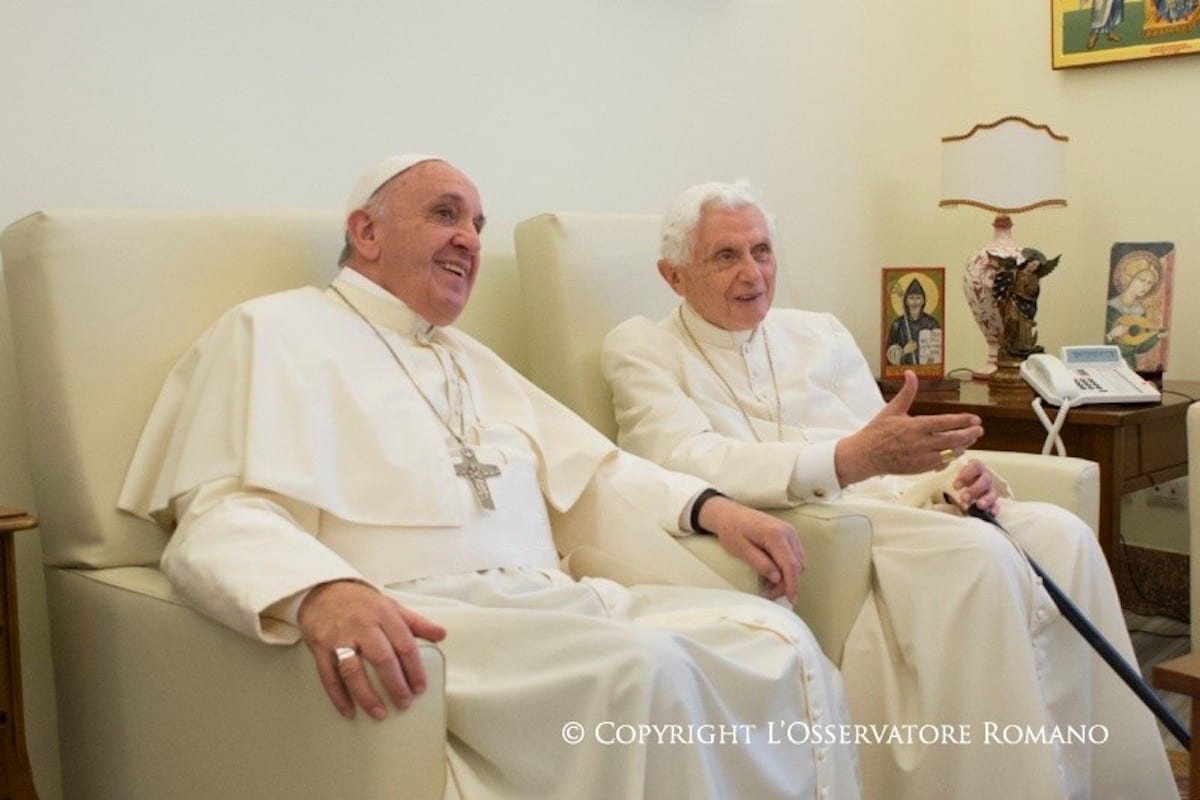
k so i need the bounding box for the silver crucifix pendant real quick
[454,446,501,511]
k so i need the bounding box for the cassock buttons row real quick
[805,667,831,800]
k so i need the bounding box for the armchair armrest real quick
[682,450,1097,667]
[49,566,446,800]
[554,476,873,666]
[780,505,872,666]
[680,505,872,666]
[969,449,1100,533]
[562,450,1091,669]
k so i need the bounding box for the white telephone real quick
[1020,346,1160,406]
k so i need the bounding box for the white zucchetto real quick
[344,153,444,219]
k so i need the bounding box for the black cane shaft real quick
[965,503,1191,750]
[1027,556,1191,750]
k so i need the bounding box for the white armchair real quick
[5,209,792,797]
[2,212,447,799]
[514,211,1102,665]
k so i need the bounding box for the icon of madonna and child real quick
[1105,243,1174,377]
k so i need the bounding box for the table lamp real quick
[940,116,1068,384]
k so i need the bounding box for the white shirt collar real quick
[678,301,762,349]
[332,267,437,341]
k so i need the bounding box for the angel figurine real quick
[991,248,1061,359]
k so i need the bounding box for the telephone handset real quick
[1020,346,1160,406]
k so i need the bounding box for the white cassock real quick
[602,302,1176,800]
[118,269,862,800]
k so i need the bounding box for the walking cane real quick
[961,500,1191,750]
[901,463,1191,750]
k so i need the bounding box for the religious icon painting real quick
[880,267,946,380]
[1104,242,1174,377]
[1052,0,1200,68]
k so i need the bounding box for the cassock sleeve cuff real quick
[601,450,710,536]
[259,576,385,642]
[261,587,312,636]
[787,440,843,503]
[664,471,713,536]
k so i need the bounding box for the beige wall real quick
[0,2,1194,796]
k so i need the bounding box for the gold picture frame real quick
[1052,0,1200,69]
[880,267,946,381]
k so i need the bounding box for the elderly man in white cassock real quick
[118,156,864,799]
[601,180,1176,800]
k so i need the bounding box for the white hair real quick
[338,190,390,266]
[659,180,776,266]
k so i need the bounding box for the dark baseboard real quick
[1113,542,1189,623]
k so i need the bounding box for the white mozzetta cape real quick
[121,285,614,528]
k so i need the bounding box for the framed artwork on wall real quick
[880,267,945,381]
[1052,0,1200,68]
[1104,242,1174,377]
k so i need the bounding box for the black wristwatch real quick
[690,488,728,536]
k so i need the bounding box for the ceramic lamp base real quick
[963,215,1023,383]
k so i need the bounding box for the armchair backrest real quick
[514,210,799,440]
[514,212,676,440]
[2,212,344,568]
[2,210,514,570]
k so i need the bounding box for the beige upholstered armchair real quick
[2,212,448,800]
[513,211,1102,665]
[4,210,796,797]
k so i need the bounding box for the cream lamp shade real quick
[940,116,1068,213]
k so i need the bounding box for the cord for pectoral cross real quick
[330,284,502,510]
[678,309,783,443]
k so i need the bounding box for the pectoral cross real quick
[454,447,501,511]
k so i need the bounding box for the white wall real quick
[0,2,1193,796]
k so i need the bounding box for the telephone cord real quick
[1030,396,1075,456]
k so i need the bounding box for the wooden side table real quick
[906,380,1197,570]
[0,507,39,800]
